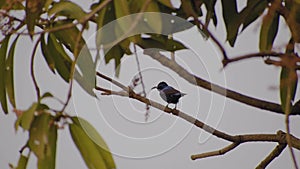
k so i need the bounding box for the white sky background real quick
[1,0,300,169]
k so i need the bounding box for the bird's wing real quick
[162,86,182,96]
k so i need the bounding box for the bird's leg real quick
[174,104,177,110]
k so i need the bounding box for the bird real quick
[151,81,186,109]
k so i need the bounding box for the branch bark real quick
[96,72,300,153]
[143,50,300,115]
[255,143,287,169]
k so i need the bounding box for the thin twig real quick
[197,19,228,60]
[256,144,287,169]
[191,142,239,160]
[30,36,42,100]
[133,45,150,120]
[133,45,146,97]
[182,3,228,60]
[96,71,129,91]
[223,52,285,66]
[143,50,289,115]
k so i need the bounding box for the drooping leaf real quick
[221,0,239,46]
[105,45,124,77]
[287,1,300,42]
[259,7,279,51]
[113,0,131,34]
[0,36,9,114]
[52,21,97,95]
[241,0,268,31]
[137,34,187,52]
[44,0,53,11]
[25,0,45,36]
[47,33,72,82]
[69,117,116,169]
[5,35,19,108]
[157,0,174,9]
[41,34,55,73]
[15,102,38,131]
[95,1,116,47]
[203,0,217,26]
[280,66,298,114]
[48,1,86,20]
[52,20,85,53]
[15,154,30,169]
[74,44,96,97]
[28,113,57,169]
[41,92,53,99]
[129,0,162,34]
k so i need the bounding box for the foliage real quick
[0,0,300,169]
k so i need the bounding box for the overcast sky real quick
[1,0,300,169]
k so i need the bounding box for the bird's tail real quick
[181,93,187,96]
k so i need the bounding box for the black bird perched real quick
[151,81,186,109]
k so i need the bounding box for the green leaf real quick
[221,0,239,46]
[95,1,116,47]
[48,33,72,82]
[114,0,130,19]
[280,67,298,114]
[70,117,116,169]
[44,0,53,11]
[157,0,174,9]
[129,0,162,33]
[259,8,279,51]
[15,154,30,169]
[5,35,19,108]
[203,0,217,26]
[114,0,136,40]
[137,34,187,52]
[105,45,124,77]
[52,21,97,95]
[288,1,300,42]
[41,34,55,73]
[0,36,10,114]
[41,92,53,99]
[74,45,96,97]
[48,1,87,21]
[241,0,268,31]
[28,113,57,169]
[15,103,38,131]
[25,0,45,36]
[52,20,84,53]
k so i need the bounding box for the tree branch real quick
[191,142,239,160]
[255,144,287,169]
[143,50,294,115]
[96,73,300,152]
[223,52,285,66]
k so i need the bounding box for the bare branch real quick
[223,52,284,66]
[256,144,286,169]
[191,143,239,160]
[96,72,236,142]
[256,144,287,169]
[95,73,300,151]
[143,50,290,115]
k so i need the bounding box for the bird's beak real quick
[151,86,157,90]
